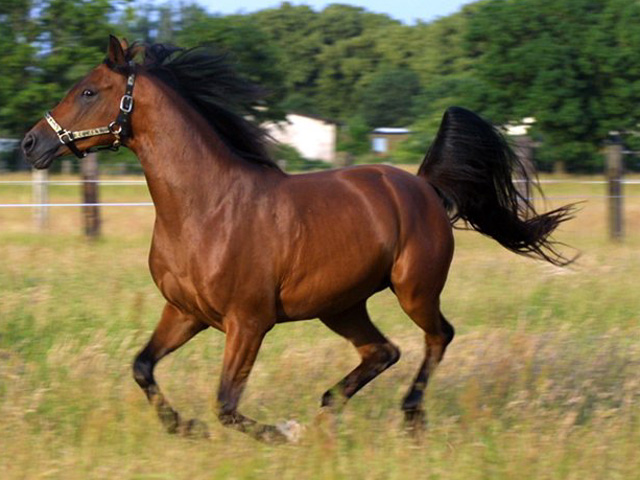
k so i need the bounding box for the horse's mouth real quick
[29,150,57,170]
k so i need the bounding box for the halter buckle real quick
[59,130,74,145]
[120,94,133,113]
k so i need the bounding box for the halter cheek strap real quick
[44,62,136,159]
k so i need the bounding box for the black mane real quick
[109,43,281,171]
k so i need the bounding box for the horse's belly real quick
[276,255,391,321]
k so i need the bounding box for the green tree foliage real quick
[337,115,370,155]
[4,0,640,172]
[253,3,323,105]
[467,0,640,171]
[0,0,117,135]
[409,11,477,86]
[119,2,157,43]
[174,13,286,119]
[0,0,39,135]
[315,34,380,118]
[360,68,420,127]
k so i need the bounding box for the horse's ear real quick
[107,35,127,66]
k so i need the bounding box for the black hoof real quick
[179,418,210,439]
[403,409,427,438]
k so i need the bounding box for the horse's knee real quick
[359,341,401,375]
[320,389,336,408]
[441,315,454,347]
[133,351,154,389]
[378,342,401,368]
[321,342,400,408]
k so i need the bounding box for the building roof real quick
[371,128,412,135]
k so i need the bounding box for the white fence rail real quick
[1,173,638,239]
[0,202,153,208]
[2,179,639,208]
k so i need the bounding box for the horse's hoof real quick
[275,420,304,444]
[179,418,210,439]
[403,409,427,439]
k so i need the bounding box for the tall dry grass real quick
[0,172,639,479]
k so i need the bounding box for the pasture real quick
[1,171,639,479]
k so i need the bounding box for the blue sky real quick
[194,0,474,24]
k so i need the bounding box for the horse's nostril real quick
[21,133,36,155]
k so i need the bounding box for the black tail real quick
[419,107,575,266]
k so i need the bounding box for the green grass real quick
[1,172,639,479]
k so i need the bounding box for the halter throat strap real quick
[44,63,136,159]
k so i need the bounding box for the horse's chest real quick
[148,245,226,326]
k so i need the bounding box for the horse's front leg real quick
[216,316,301,443]
[133,303,209,437]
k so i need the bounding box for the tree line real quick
[2,0,640,172]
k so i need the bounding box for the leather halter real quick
[44,63,136,158]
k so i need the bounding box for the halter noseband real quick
[44,62,136,159]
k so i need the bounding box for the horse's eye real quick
[82,89,96,97]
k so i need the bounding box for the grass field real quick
[1,170,639,479]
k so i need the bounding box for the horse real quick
[21,36,574,443]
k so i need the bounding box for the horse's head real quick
[22,35,137,169]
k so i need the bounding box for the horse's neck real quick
[127,75,276,226]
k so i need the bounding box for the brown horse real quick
[22,36,574,443]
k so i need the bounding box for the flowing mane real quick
[106,43,281,171]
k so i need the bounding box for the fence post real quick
[32,168,49,230]
[81,153,101,238]
[606,137,624,241]
[514,135,536,201]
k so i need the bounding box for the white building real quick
[503,117,536,136]
[370,128,412,155]
[263,113,338,164]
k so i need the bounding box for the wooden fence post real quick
[606,138,624,241]
[81,153,101,238]
[32,168,48,230]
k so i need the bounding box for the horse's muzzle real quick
[21,127,59,169]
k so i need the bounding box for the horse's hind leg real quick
[133,303,208,437]
[392,251,454,433]
[319,301,400,411]
[401,310,454,432]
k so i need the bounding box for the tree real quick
[315,34,380,119]
[360,68,420,127]
[337,114,370,155]
[253,3,323,113]
[0,0,39,135]
[119,2,158,44]
[0,0,117,136]
[467,0,640,171]
[409,10,477,87]
[175,13,286,120]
